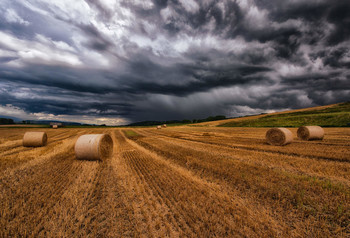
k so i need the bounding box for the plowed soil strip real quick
[78,132,136,237]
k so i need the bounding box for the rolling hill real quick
[193,102,350,127]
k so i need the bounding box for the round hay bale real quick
[157,126,161,129]
[75,134,113,161]
[52,125,58,129]
[266,128,293,146]
[23,132,48,147]
[162,124,167,128]
[297,126,324,140]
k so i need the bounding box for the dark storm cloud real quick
[17,99,133,116]
[0,0,349,124]
[0,66,116,94]
[0,80,134,117]
[258,0,350,46]
[127,63,271,96]
[77,23,114,52]
[282,72,350,93]
[326,2,350,45]
[0,59,271,96]
[0,1,73,44]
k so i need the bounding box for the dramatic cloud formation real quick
[0,0,349,124]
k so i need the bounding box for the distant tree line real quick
[128,115,227,127]
[192,115,226,123]
[0,118,15,124]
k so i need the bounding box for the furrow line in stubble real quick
[123,139,249,236]
[123,132,284,237]
[123,149,189,236]
[0,151,78,236]
[0,132,77,157]
[135,129,348,235]
[115,130,175,236]
[0,130,88,175]
[146,129,350,163]
[121,136,199,237]
[135,131,350,187]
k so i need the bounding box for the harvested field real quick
[0,127,349,237]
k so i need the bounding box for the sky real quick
[0,0,349,125]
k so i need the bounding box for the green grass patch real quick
[123,130,141,139]
[124,123,191,128]
[64,125,116,128]
[219,102,350,127]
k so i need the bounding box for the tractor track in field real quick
[80,141,136,237]
[145,129,350,163]
[126,151,187,235]
[121,141,213,236]
[124,150,198,236]
[116,131,193,236]
[43,160,101,237]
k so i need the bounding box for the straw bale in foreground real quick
[297,126,324,140]
[23,132,48,147]
[266,128,293,146]
[75,134,113,160]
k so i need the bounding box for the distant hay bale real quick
[23,132,48,147]
[297,126,324,140]
[75,134,113,161]
[52,125,58,129]
[266,128,293,146]
[162,124,167,128]
[157,126,161,129]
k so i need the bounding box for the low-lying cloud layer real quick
[0,0,349,124]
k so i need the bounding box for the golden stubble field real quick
[0,126,349,237]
